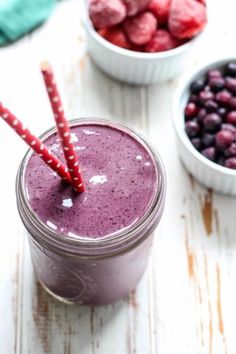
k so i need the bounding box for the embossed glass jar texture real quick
[16,119,166,305]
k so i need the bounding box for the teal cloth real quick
[0,0,56,45]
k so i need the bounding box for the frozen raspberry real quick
[196,0,206,5]
[89,0,126,29]
[148,0,171,25]
[169,0,207,39]
[123,12,157,45]
[145,29,182,52]
[123,0,151,16]
[98,26,131,49]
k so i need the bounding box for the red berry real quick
[123,0,151,16]
[148,0,171,25]
[89,0,126,29]
[168,0,207,39]
[123,12,157,45]
[98,26,131,49]
[145,29,182,52]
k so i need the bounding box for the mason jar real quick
[16,119,166,306]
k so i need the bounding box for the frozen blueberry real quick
[190,79,205,94]
[201,147,216,161]
[221,123,236,133]
[226,111,236,125]
[202,133,215,147]
[225,143,236,157]
[225,157,236,169]
[208,69,222,80]
[209,77,225,92]
[204,100,219,112]
[216,90,232,106]
[185,102,198,118]
[218,107,227,117]
[197,108,207,124]
[225,62,236,77]
[230,97,236,110]
[185,121,200,138]
[215,130,234,150]
[191,138,202,150]
[189,94,199,104]
[203,113,222,132]
[217,155,226,166]
[199,91,215,104]
[225,77,236,93]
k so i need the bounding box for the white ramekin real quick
[173,57,236,195]
[81,2,199,85]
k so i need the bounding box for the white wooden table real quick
[1,1,236,353]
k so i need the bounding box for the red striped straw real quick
[40,61,85,193]
[0,103,72,183]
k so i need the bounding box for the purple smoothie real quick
[17,119,166,305]
[25,124,157,239]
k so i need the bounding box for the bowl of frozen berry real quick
[82,0,207,84]
[173,58,236,195]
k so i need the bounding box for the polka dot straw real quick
[40,61,85,193]
[0,103,72,183]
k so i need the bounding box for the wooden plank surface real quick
[0,0,236,353]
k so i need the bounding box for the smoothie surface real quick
[25,124,158,239]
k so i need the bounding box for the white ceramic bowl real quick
[82,2,199,85]
[173,57,236,195]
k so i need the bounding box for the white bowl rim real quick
[173,56,236,178]
[82,13,199,60]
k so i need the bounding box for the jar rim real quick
[16,118,166,256]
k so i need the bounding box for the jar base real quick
[38,279,76,305]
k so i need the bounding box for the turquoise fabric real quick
[0,0,56,45]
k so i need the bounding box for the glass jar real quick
[16,119,166,306]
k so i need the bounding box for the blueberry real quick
[216,90,232,106]
[185,121,200,138]
[225,143,236,157]
[190,79,205,94]
[199,91,215,104]
[191,138,202,150]
[218,107,227,117]
[201,147,216,161]
[204,100,219,112]
[225,62,236,77]
[203,113,222,132]
[197,108,207,124]
[221,123,236,133]
[230,97,236,110]
[202,133,215,147]
[217,156,226,166]
[215,130,234,150]
[185,102,198,119]
[209,77,225,92]
[226,111,236,125]
[207,69,222,80]
[225,157,236,169]
[225,77,236,93]
[189,94,199,104]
